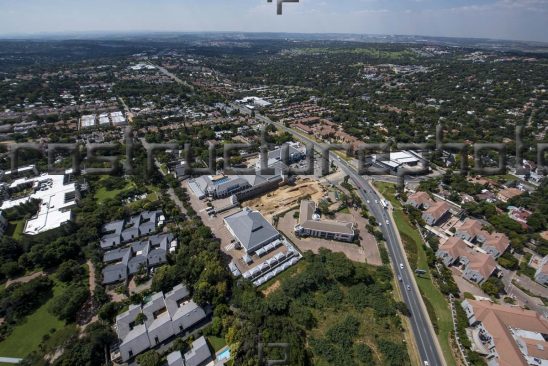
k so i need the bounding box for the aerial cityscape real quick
[0,1,546,366]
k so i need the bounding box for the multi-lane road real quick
[150,67,444,365]
[256,113,444,366]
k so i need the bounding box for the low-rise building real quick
[167,336,213,366]
[100,210,165,249]
[115,284,207,362]
[481,232,510,259]
[184,336,213,366]
[455,218,484,242]
[508,206,533,227]
[188,173,284,201]
[422,201,451,226]
[461,299,548,366]
[406,191,435,209]
[294,200,355,242]
[436,237,497,284]
[224,208,280,254]
[255,142,306,171]
[497,188,524,203]
[102,233,176,284]
[372,151,425,174]
[0,170,78,235]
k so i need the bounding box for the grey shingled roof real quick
[171,300,206,329]
[184,336,212,366]
[224,208,279,253]
[167,351,184,366]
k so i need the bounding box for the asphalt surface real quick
[256,113,444,366]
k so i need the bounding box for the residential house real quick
[476,190,497,203]
[406,191,435,209]
[508,207,532,227]
[436,237,497,284]
[481,233,510,259]
[166,336,213,366]
[184,336,213,366]
[461,299,548,366]
[167,351,184,366]
[422,201,451,226]
[115,284,206,362]
[100,210,165,249]
[294,200,355,242]
[497,188,524,203]
[102,233,176,284]
[455,218,484,242]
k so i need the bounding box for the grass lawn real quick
[94,180,136,203]
[5,220,24,240]
[375,182,457,366]
[338,206,351,214]
[207,336,227,353]
[0,281,66,359]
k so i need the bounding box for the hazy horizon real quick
[0,0,547,43]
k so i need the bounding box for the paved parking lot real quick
[183,181,238,247]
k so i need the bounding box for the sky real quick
[0,0,547,42]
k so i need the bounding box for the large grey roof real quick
[102,233,171,283]
[171,300,206,329]
[184,336,212,366]
[103,247,129,263]
[224,208,279,253]
[165,284,191,316]
[100,210,164,248]
[115,284,207,361]
[102,220,124,234]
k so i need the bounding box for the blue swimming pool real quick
[217,348,231,361]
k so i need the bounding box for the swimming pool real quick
[217,348,231,361]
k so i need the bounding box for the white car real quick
[400,263,404,269]
[386,220,390,225]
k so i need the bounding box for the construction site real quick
[242,178,326,219]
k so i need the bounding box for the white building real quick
[1,170,78,235]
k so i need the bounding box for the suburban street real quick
[256,113,445,366]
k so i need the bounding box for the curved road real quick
[257,114,444,366]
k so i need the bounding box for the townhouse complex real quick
[114,284,207,362]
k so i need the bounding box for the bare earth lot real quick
[243,178,326,219]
